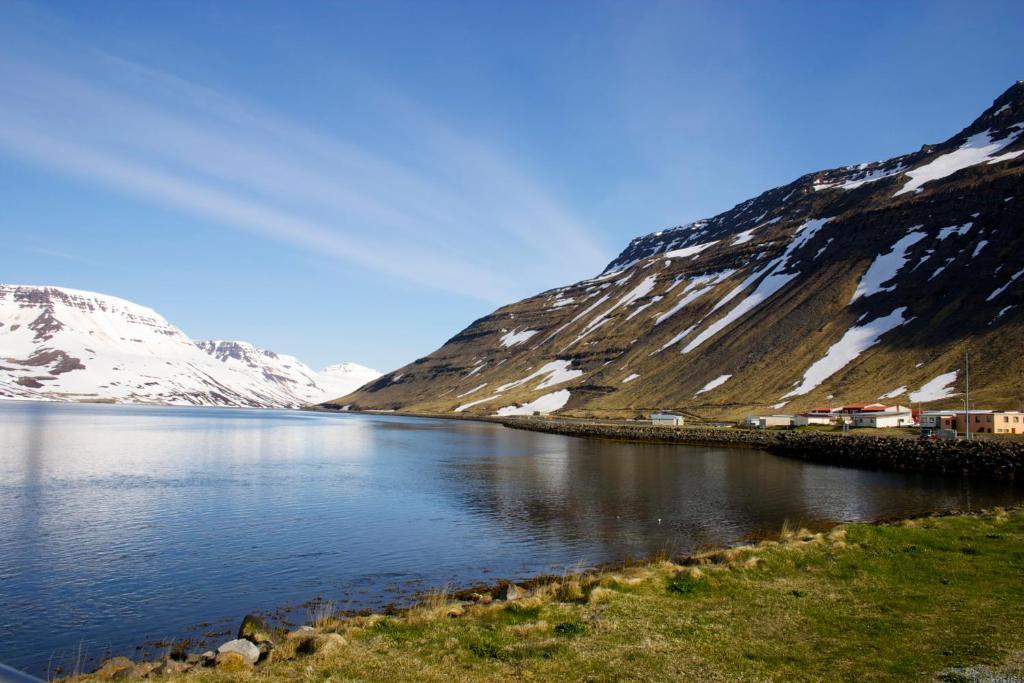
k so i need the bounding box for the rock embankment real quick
[496,418,1024,479]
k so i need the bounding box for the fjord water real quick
[1,403,1019,675]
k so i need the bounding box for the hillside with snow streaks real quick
[0,285,379,407]
[335,83,1024,420]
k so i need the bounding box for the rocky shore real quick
[495,418,1024,479]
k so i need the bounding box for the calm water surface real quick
[0,401,1020,675]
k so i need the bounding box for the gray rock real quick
[216,638,260,665]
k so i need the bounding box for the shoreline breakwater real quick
[494,418,1024,479]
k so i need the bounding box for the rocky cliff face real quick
[335,83,1024,420]
[0,285,380,407]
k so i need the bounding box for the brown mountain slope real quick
[331,83,1024,421]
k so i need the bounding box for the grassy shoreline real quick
[71,507,1024,682]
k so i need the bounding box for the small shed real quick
[757,415,795,429]
[651,412,685,427]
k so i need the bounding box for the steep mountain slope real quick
[0,285,380,407]
[335,82,1024,421]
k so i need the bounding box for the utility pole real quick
[965,348,971,442]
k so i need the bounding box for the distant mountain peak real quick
[0,284,379,408]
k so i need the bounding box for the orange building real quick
[929,410,1024,435]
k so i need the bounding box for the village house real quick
[851,404,915,429]
[651,412,685,427]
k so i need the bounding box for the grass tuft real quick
[666,573,708,596]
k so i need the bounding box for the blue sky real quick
[1,0,1022,372]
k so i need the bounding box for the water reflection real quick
[0,402,1018,676]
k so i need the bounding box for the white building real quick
[651,412,685,426]
[794,413,834,426]
[745,415,794,429]
[851,405,915,428]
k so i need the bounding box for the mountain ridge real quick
[0,284,381,407]
[334,82,1024,420]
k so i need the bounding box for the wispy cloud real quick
[0,10,610,304]
[22,244,101,267]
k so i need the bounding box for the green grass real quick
[75,509,1024,682]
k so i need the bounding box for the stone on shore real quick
[93,656,134,680]
[238,613,275,644]
[217,637,260,665]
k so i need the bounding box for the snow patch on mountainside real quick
[497,360,583,393]
[879,386,907,399]
[495,389,571,416]
[664,240,717,259]
[987,268,1024,301]
[909,371,959,403]
[499,328,539,347]
[655,270,735,326]
[683,218,831,353]
[894,126,1024,196]
[695,374,732,396]
[784,308,910,398]
[850,229,927,303]
[455,393,503,412]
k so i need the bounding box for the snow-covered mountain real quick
[318,362,386,398]
[0,285,380,408]
[338,82,1024,420]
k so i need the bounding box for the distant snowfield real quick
[0,285,380,408]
